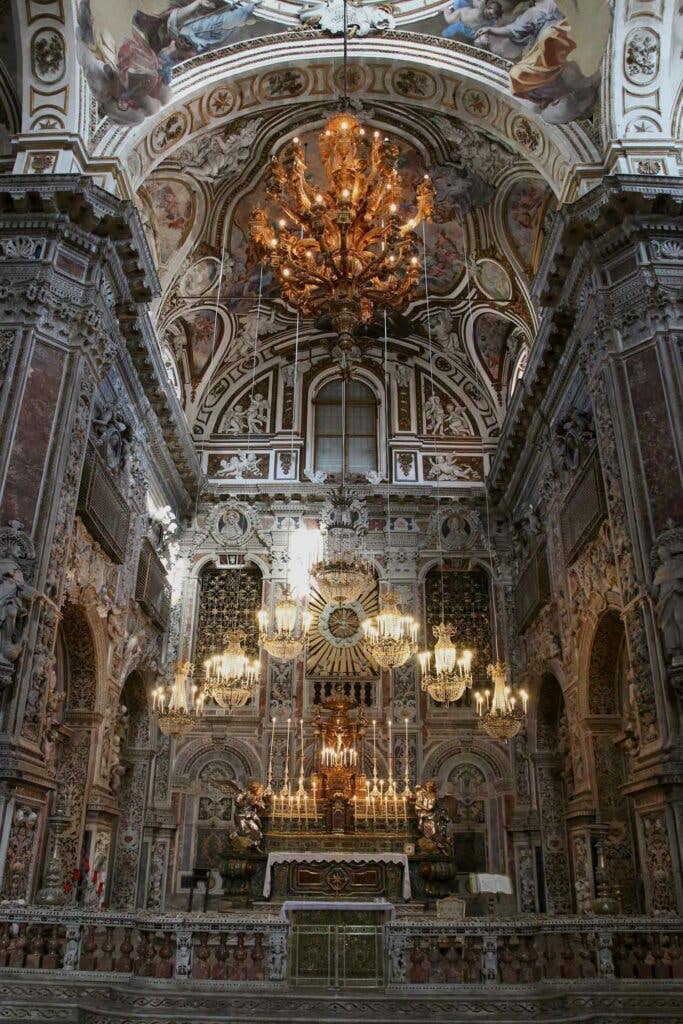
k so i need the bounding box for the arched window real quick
[314,379,378,476]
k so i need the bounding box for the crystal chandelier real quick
[475,662,529,741]
[362,591,418,670]
[258,585,312,662]
[152,661,204,737]
[249,113,435,365]
[203,629,260,709]
[311,488,372,606]
[419,623,474,704]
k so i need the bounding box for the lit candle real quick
[387,719,393,783]
[266,715,276,793]
[299,717,305,778]
[284,717,292,793]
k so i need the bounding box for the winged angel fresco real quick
[441,0,612,123]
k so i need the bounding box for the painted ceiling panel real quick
[75,0,614,127]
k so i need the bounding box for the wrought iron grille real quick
[289,924,384,989]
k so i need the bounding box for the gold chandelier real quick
[258,585,312,662]
[475,662,528,740]
[311,488,373,606]
[152,661,204,737]
[419,623,474,705]
[249,113,435,362]
[362,591,418,670]
[203,629,260,709]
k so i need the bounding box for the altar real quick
[263,851,411,900]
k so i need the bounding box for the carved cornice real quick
[0,176,201,501]
[489,176,683,505]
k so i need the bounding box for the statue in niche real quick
[444,402,472,436]
[246,393,269,433]
[424,393,446,435]
[652,527,683,665]
[222,402,247,434]
[232,782,267,851]
[414,780,450,856]
[0,559,33,671]
[108,704,129,795]
[222,393,269,434]
[92,398,131,473]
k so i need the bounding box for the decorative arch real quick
[93,44,598,199]
[60,601,101,714]
[173,736,261,782]
[303,363,385,481]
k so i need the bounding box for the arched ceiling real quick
[77,0,612,130]
[138,100,547,447]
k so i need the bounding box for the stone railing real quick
[0,907,287,984]
[1,908,682,993]
[384,916,683,988]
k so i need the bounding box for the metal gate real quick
[289,924,384,989]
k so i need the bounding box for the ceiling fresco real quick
[135,103,548,447]
[76,0,613,127]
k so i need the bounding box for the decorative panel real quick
[194,563,262,666]
[626,346,683,536]
[77,442,130,564]
[515,544,550,632]
[135,539,171,629]
[425,564,492,691]
[306,582,379,680]
[560,454,605,565]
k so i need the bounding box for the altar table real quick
[263,851,411,900]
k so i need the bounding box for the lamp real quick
[250,115,434,366]
[310,487,372,606]
[419,623,474,704]
[258,585,312,662]
[203,629,260,709]
[362,590,418,670]
[475,661,528,741]
[152,661,204,737]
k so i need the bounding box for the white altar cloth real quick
[280,900,396,921]
[263,851,411,900]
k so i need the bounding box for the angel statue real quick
[232,782,267,851]
[414,780,451,856]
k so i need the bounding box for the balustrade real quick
[0,908,682,992]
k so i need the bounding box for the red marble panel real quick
[626,347,683,536]
[0,341,64,529]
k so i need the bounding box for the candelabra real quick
[419,623,474,704]
[261,690,414,831]
[258,585,312,662]
[310,487,373,606]
[475,662,528,740]
[362,591,418,670]
[203,630,260,709]
[249,113,434,364]
[152,661,204,737]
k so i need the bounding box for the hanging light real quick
[362,590,418,670]
[250,115,435,365]
[258,585,312,662]
[203,629,260,709]
[419,623,474,704]
[310,487,373,606]
[152,661,204,737]
[475,661,528,741]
